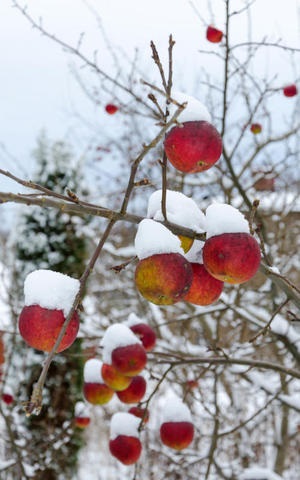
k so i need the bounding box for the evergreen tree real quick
[11,132,89,480]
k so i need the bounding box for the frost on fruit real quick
[134,219,183,260]
[101,323,143,364]
[205,203,250,238]
[166,90,212,124]
[147,190,206,233]
[24,269,80,316]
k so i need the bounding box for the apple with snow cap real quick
[109,412,142,465]
[283,84,298,97]
[117,375,146,404]
[83,358,114,405]
[147,189,206,254]
[134,219,193,305]
[74,401,91,429]
[126,313,156,352]
[160,397,194,450]
[164,121,222,174]
[102,324,147,377]
[164,92,221,174]
[206,25,223,43]
[18,270,80,353]
[202,204,261,284]
[2,386,14,405]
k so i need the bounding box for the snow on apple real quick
[101,323,147,377]
[109,412,142,465]
[24,269,80,316]
[134,219,183,260]
[166,90,212,124]
[101,324,143,364]
[203,203,261,284]
[19,269,80,352]
[83,358,115,405]
[134,219,193,305]
[147,189,206,233]
[160,396,194,450]
[205,203,250,238]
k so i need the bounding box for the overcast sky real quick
[0,0,299,192]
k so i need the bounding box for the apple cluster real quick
[134,195,261,307]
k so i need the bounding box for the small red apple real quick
[184,263,224,306]
[18,305,79,353]
[186,379,199,390]
[2,393,14,405]
[109,435,142,465]
[83,382,114,405]
[135,252,193,305]
[117,375,146,404]
[250,123,262,134]
[130,323,156,352]
[128,406,149,423]
[160,421,194,450]
[203,232,261,284]
[112,343,147,377]
[105,103,118,114]
[101,363,133,391]
[206,25,223,43]
[74,416,90,429]
[283,84,298,97]
[164,121,222,174]
[109,412,142,465]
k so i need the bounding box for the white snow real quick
[110,412,140,440]
[147,189,206,233]
[126,312,146,327]
[166,90,212,124]
[83,358,104,383]
[24,269,80,317]
[134,219,183,260]
[240,466,283,480]
[161,396,192,423]
[184,239,205,263]
[75,401,90,417]
[205,203,250,238]
[101,323,142,364]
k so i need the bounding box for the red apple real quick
[160,421,194,450]
[2,393,14,405]
[109,435,142,465]
[186,379,199,390]
[203,232,261,284]
[130,323,156,352]
[83,382,114,405]
[184,263,223,306]
[74,416,90,429]
[164,121,222,174]
[101,363,133,391]
[105,103,118,114]
[206,25,223,43]
[112,343,147,377]
[18,305,79,353]
[135,253,193,305]
[128,406,149,423]
[283,84,298,97]
[250,123,262,134]
[117,376,146,404]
